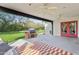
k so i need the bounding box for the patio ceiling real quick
[0,3,79,21]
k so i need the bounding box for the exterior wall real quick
[53,17,79,37]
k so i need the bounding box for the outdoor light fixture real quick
[39,6,58,10]
[39,4,58,10]
[47,7,58,10]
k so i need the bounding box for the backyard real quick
[0,11,45,44]
[0,29,44,43]
[0,31,24,43]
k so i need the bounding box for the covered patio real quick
[0,3,79,55]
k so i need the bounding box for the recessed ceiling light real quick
[47,7,58,10]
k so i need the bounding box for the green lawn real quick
[0,29,44,43]
[37,29,45,34]
[0,32,24,43]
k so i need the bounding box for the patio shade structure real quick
[0,3,79,55]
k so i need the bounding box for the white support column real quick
[45,22,52,35]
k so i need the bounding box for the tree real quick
[0,12,14,32]
[0,12,29,32]
[0,11,45,32]
[25,20,44,30]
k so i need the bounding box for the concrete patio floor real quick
[27,34,79,55]
[8,34,79,55]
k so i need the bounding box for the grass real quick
[36,29,45,34]
[0,29,45,43]
[0,31,24,43]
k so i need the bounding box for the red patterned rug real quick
[20,41,73,55]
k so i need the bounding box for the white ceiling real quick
[0,3,79,21]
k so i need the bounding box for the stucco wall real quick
[53,17,79,37]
